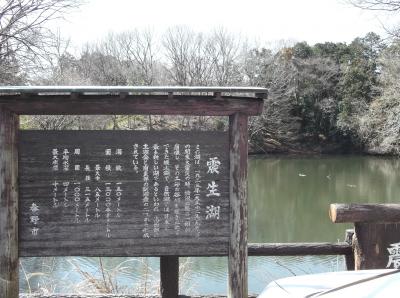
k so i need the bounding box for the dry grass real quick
[20,256,196,296]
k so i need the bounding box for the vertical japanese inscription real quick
[19,131,229,256]
[173,144,181,235]
[387,242,400,269]
[152,144,160,237]
[205,157,222,220]
[162,144,171,231]
[142,144,150,239]
[29,203,40,236]
[184,145,191,233]
[193,145,201,237]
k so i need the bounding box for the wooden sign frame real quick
[0,86,266,298]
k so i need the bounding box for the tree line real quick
[2,0,400,155]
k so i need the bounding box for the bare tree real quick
[349,0,400,11]
[162,26,193,85]
[162,27,220,130]
[106,30,159,128]
[186,32,214,85]
[31,29,92,85]
[207,28,242,86]
[0,0,82,82]
[162,26,244,87]
[349,0,400,37]
[116,29,157,85]
[22,115,78,130]
[163,27,215,85]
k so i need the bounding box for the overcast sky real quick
[57,0,397,47]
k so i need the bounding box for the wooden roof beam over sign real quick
[0,86,267,116]
[0,85,267,298]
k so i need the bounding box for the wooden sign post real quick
[229,113,248,298]
[0,107,19,298]
[0,86,265,298]
[330,203,400,270]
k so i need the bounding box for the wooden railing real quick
[20,201,400,298]
[248,241,352,256]
[20,233,354,298]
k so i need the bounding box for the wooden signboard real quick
[0,86,266,298]
[19,130,229,257]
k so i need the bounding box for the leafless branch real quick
[0,0,82,82]
[348,0,400,11]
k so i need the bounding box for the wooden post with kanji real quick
[0,86,265,298]
[330,203,400,270]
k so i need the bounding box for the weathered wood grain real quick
[0,85,268,95]
[344,229,355,270]
[354,222,400,269]
[228,113,248,298]
[248,242,352,256]
[0,95,264,116]
[330,203,400,223]
[160,256,179,298]
[0,107,19,298]
[19,131,230,257]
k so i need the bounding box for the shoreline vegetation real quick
[4,0,400,296]
[2,0,399,157]
[12,29,400,157]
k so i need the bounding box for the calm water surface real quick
[20,155,400,295]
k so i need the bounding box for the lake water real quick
[20,155,400,295]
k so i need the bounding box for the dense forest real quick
[1,0,400,155]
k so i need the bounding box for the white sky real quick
[57,0,398,48]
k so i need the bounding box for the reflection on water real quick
[248,155,400,243]
[20,156,400,295]
[20,255,345,295]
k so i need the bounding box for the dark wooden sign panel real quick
[18,130,229,257]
